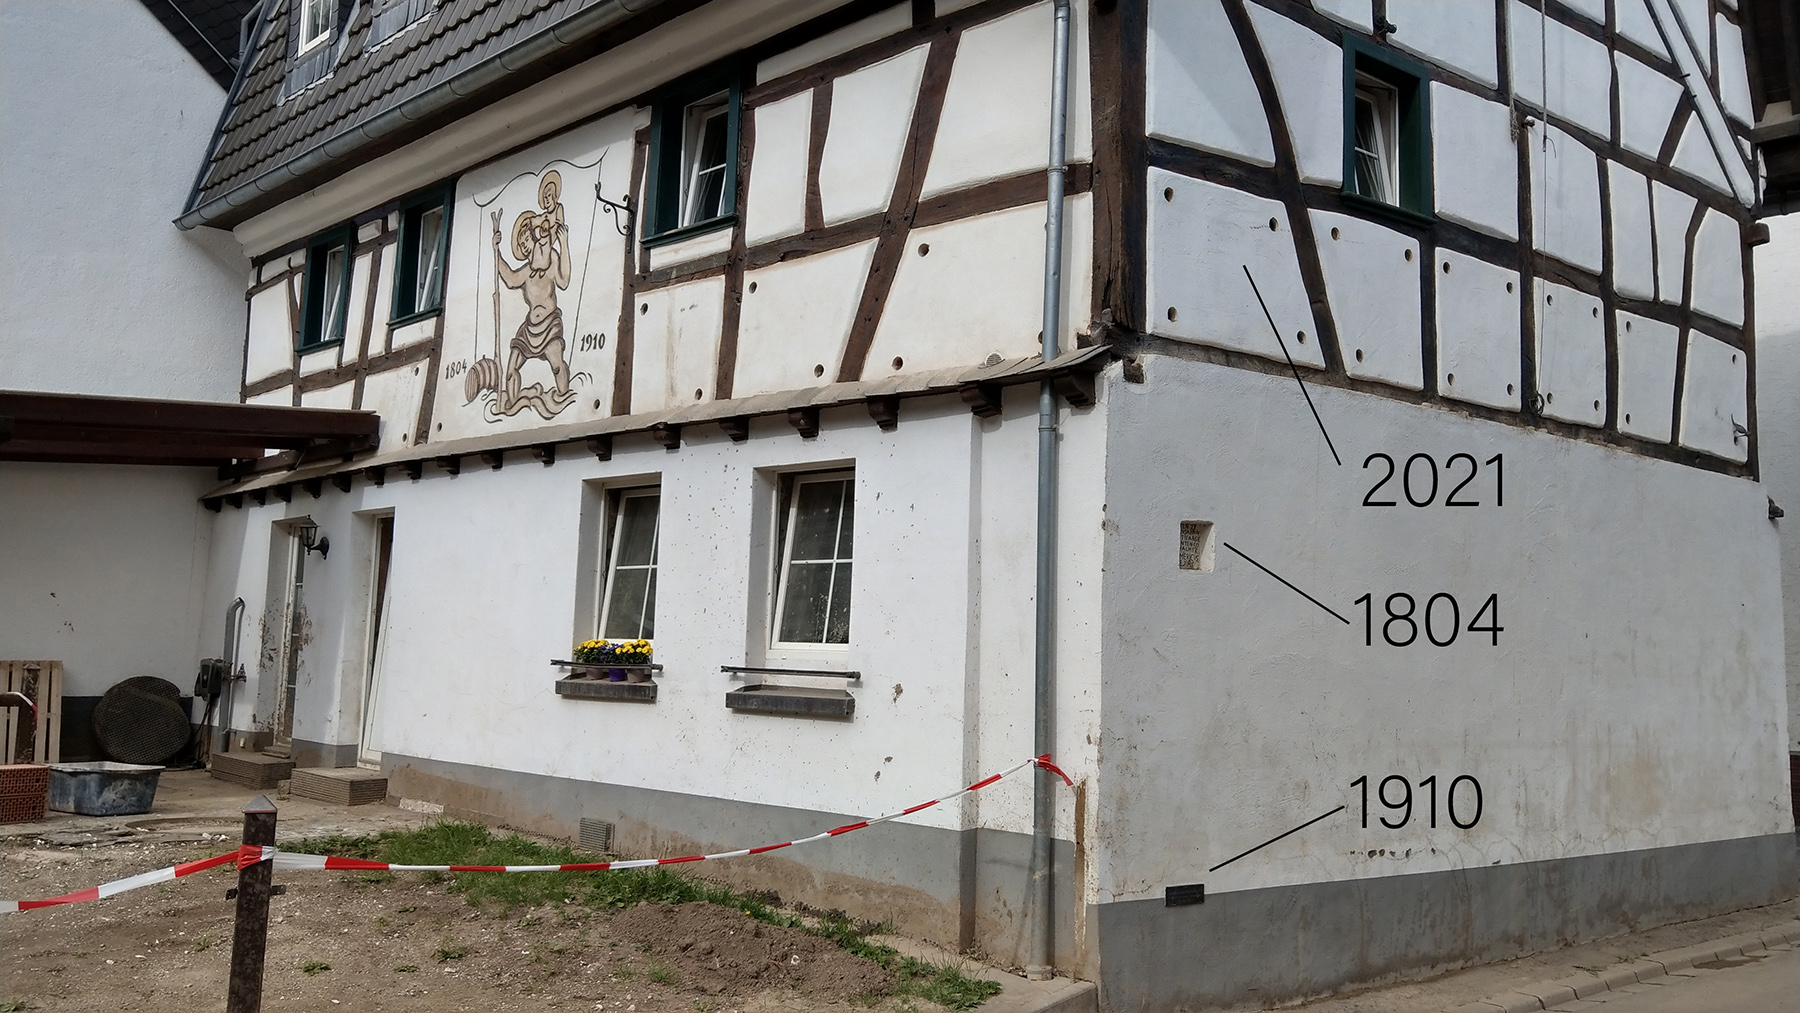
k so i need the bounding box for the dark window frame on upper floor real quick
[298,223,355,353]
[642,63,744,248]
[1341,38,1434,225]
[391,184,454,325]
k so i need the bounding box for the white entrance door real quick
[357,516,394,768]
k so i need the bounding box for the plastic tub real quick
[48,761,164,816]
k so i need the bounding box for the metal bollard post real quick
[226,794,278,1013]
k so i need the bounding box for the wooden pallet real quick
[1,661,63,765]
[291,767,388,806]
[209,751,295,789]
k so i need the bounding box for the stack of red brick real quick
[0,764,49,823]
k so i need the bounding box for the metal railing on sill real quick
[719,665,860,681]
[553,660,664,674]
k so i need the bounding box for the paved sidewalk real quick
[1267,898,1800,1013]
[1532,945,1799,1012]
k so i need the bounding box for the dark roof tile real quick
[187,0,629,216]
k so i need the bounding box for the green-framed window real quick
[1341,39,1432,220]
[643,65,743,246]
[392,186,453,323]
[298,225,354,352]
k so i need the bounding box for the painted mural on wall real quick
[468,170,580,419]
[436,114,634,441]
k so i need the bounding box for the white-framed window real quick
[598,488,660,640]
[1350,73,1399,205]
[299,0,337,54]
[680,94,731,228]
[772,471,855,648]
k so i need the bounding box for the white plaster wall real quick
[1535,279,1607,427]
[1672,118,1732,196]
[1677,332,1749,463]
[247,285,296,385]
[360,362,429,452]
[633,277,726,412]
[1615,54,1685,163]
[1145,0,1273,167]
[1313,0,1371,32]
[1752,213,1800,752]
[1717,15,1752,127]
[1529,122,1604,274]
[1615,311,1679,442]
[0,464,216,697]
[1146,169,1324,369]
[1311,210,1422,390]
[1245,4,1341,187]
[1385,0,1498,87]
[1691,208,1746,327]
[865,196,1092,374]
[819,46,928,226]
[1096,356,1790,903]
[736,241,876,392]
[1510,1,1613,139]
[1435,250,1521,412]
[755,4,911,83]
[1617,0,1669,58]
[1609,162,1657,301]
[1653,181,1698,304]
[1432,84,1518,242]
[921,0,1093,198]
[200,396,1104,851]
[745,90,813,246]
[0,0,247,402]
[303,380,357,410]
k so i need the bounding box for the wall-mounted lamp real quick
[295,522,330,560]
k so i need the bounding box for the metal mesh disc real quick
[93,678,189,764]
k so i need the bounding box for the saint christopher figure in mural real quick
[469,170,579,419]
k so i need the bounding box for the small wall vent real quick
[579,817,615,855]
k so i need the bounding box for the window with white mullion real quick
[1350,75,1399,205]
[413,204,445,311]
[774,473,855,647]
[599,489,661,641]
[299,0,336,53]
[680,98,731,227]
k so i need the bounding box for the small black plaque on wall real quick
[1165,883,1205,907]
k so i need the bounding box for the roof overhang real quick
[0,390,379,469]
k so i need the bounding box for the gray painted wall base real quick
[1094,833,1799,1012]
[291,738,359,769]
[382,752,1082,970]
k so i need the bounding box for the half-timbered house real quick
[180,0,1795,1007]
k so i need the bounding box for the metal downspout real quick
[1028,0,1072,983]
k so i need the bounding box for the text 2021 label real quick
[1364,453,1502,507]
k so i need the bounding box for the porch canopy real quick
[0,390,378,468]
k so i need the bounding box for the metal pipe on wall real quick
[1027,0,1073,983]
[217,597,246,755]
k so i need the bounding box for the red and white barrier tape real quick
[1,755,1072,915]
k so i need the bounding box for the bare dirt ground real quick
[0,836,918,1013]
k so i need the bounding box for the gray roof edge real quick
[177,0,672,231]
[178,0,277,229]
[200,345,1115,498]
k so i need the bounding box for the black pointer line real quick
[1208,805,1347,873]
[1222,542,1351,625]
[1243,265,1342,466]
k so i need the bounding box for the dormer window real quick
[298,0,336,54]
[644,66,741,245]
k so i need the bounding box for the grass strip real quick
[286,821,1003,1010]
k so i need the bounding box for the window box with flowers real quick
[554,639,661,703]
